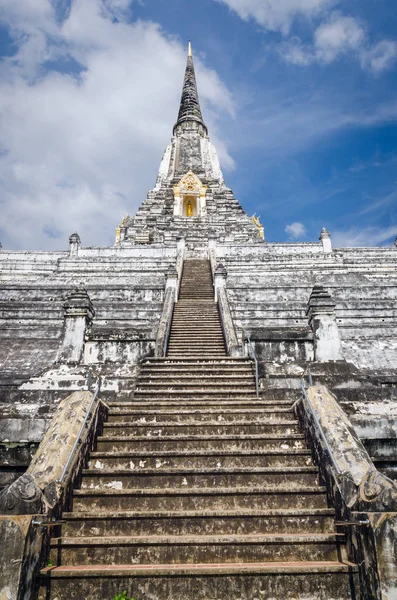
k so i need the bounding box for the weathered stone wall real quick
[0,245,178,487]
[216,242,397,371]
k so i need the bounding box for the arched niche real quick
[183,195,197,217]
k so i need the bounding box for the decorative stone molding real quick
[0,473,42,514]
[306,285,343,361]
[319,227,332,254]
[57,288,95,364]
[68,232,81,257]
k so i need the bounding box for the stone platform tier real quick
[39,261,358,599]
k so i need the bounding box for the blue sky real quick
[0,0,396,249]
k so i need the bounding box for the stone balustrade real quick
[298,384,397,599]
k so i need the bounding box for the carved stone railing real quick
[297,383,397,599]
[0,383,107,600]
[155,266,178,357]
[0,386,107,515]
[155,244,185,357]
[175,238,185,301]
[213,263,241,357]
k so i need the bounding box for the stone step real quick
[135,382,255,391]
[81,467,319,490]
[168,335,224,340]
[133,390,258,398]
[106,409,295,423]
[88,450,313,469]
[172,315,218,319]
[170,325,220,329]
[101,422,300,437]
[108,399,292,408]
[39,561,359,600]
[167,348,227,359]
[167,342,225,347]
[167,345,226,350]
[167,337,224,343]
[137,374,254,382]
[49,533,345,566]
[142,357,251,364]
[173,300,217,304]
[170,319,221,323]
[139,364,253,371]
[73,484,329,512]
[177,294,214,297]
[138,371,254,378]
[169,326,223,331]
[96,435,306,453]
[62,508,336,537]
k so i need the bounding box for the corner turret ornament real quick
[251,214,264,239]
[115,214,130,244]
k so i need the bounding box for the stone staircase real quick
[39,259,359,599]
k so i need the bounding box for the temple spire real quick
[173,42,207,135]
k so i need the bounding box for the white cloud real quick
[361,40,397,74]
[332,225,397,247]
[279,13,397,72]
[215,0,333,34]
[314,13,365,63]
[0,0,235,250]
[285,222,307,239]
[216,1,397,73]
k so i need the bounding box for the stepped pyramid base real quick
[39,260,359,599]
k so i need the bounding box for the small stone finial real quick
[69,232,81,257]
[69,232,81,245]
[188,41,192,57]
[215,263,227,278]
[306,285,336,318]
[319,227,332,254]
[319,227,329,239]
[306,285,343,361]
[64,288,95,318]
[394,236,397,248]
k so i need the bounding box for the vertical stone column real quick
[58,288,95,364]
[306,285,343,361]
[68,232,81,257]
[319,228,332,254]
[155,267,178,357]
[214,264,241,357]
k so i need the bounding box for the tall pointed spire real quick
[174,42,207,135]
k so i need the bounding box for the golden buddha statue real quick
[186,200,193,217]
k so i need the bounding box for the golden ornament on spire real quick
[188,41,192,57]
